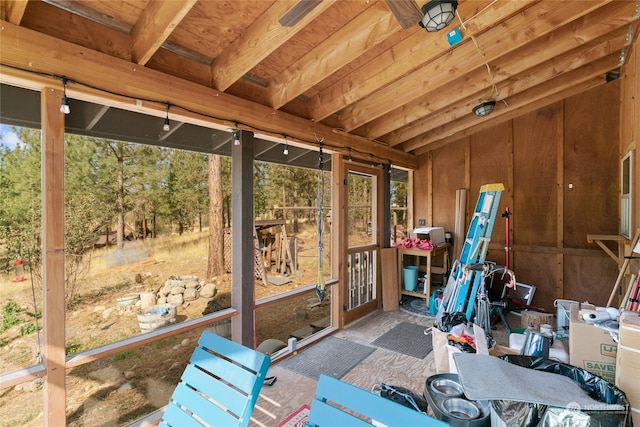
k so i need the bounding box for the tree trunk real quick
[207,154,224,278]
[116,143,125,250]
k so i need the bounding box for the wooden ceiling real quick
[1,0,639,169]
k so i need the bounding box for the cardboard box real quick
[411,227,445,245]
[569,303,617,383]
[616,313,640,425]
[520,310,554,331]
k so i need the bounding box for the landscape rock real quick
[200,283,216,298]
[166,294,183,305]
[183,287,198,301]
[184,280,199,289]
[169,286,185,295]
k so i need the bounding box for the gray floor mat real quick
[371,321,433,359]
[279,336,375,380]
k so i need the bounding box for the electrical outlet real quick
[418,219,426,226]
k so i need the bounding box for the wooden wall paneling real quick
[469,122,513,265]
[563,252,619,306]
[556,101,565,301]
[413,151,430,228]
[513,104,561,247]
[563,82,620,249]
[431,139,467,235]
[512,251,558,311]
[427,151,433,227]
[407,170,414,232]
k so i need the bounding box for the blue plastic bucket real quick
[403,266,419,291]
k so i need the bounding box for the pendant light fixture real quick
[472,100,496,117]
[60,77,70,114]
[419,0,458,32]
[162,103,171,131]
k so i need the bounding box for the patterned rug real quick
[399,295,433,318]
[276,404,310,427]
[371,321,433,359]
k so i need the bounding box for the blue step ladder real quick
[436,183,504,327]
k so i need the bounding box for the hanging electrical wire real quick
[316,136,326,302]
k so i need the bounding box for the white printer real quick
[411,227,445,245]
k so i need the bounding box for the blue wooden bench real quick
[306,374,448,427]
[159,330,271,427]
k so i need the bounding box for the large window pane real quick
[348,172,375,247]
[0,125,45,426]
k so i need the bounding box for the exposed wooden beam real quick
[382,24,631,146]
[20,1,131,60]
[407,53,619,152]
[131,0,197,65]
[0,20,417,169]
[266,1,397,109]
[307,0,529,122]
[337,0,615,132]
[211,0,337,91]
[413,77,605,155]
[3,0,29,24]
[365,18,627,142]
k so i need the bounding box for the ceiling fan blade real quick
[279,0,324,27]
[384,0,424,29]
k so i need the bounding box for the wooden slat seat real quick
[306,374,448,427]
[159,331,271,427]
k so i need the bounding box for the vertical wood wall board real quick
[512,251,558,311]
[431,140,467,235]
[413,150,431,229]
[419,81,624,312]
[469,121,513,246]
[563,253,619,306]
[563,82,620,249]
[513,104,561,247]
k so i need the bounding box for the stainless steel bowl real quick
[442,397,481,420]
[430,378,464,397]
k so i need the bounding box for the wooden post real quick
[42,87,67,426]
[231,130,256,348]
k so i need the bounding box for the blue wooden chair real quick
[159,330,271,427]
[306,374,448,427]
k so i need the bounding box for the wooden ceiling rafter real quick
[211,0,337,92]
[265,1,398,110]
[412,76,606,155]
[337,0,616,134]
[0,20,417,169]
[4,0,26,24]
[382,11,637,146]
[306,0,531,123]
[130,0,197,65]
[404,53,621,152]
[1,0,637,158]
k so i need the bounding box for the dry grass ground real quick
[0,223,330,426]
